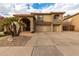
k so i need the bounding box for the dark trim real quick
[31,13,52,15]
[53,24,61,26]
[31,12,65,15]
[13,14,34,17]
[51,12,65,14]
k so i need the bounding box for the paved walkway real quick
[0,32,79,56]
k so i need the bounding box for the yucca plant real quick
[0,17,19,35]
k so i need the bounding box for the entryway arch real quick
[21,17,30,31]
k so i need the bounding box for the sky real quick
[0,3,79,17]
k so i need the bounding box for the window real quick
[54,14,60,19]
[37,15,43,22]
[53,14,61,24]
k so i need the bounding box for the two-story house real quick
[13,12,65,33]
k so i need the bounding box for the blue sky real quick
[32,3,54,9]
[0,3,79,17]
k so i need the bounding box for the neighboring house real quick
[13,12,65,32]
[0,16,4,20]
[63,13,79,31]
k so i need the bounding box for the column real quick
[30,18,34,33]
[51,15,54,32]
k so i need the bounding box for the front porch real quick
[13,14,36,33]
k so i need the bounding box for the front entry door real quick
[22,17,30,31]
[26,18,30,31]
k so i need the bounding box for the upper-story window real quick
[37,15,44,22]
[54,14,60,19]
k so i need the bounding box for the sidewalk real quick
[0,46,33,56]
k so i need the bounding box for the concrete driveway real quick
[0,31,79,56]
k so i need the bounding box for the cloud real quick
[0,3,79,17]
[0,3,10,14]
[14,3,55,13]
[53,3,79,15]
[0,3,15,16]
[14,3,39,13]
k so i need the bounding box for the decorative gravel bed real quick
[0,36,31,46]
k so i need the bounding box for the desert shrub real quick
[0,17,19,34]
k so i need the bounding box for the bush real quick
[0,17,19,35]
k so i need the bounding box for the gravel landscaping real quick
[0,35,31,46]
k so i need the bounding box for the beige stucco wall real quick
[53,25,62,32]
[43,15,52,22]
[35,14,64,32]
[63,18,72,26]
[71,15,79,31]
[36,25,51,32]
[52,14,63,32]
[35,14,53,32]
[35,14,53,22]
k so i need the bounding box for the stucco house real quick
[13,12,65,33]
[63,13,79,31]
